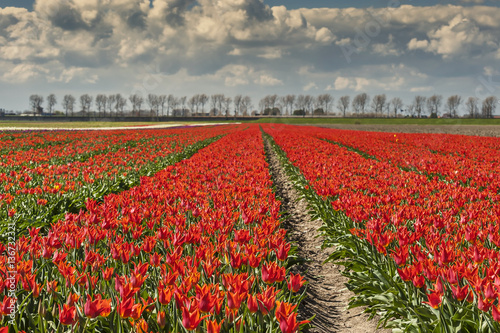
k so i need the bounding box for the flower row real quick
[0,125,307,332]
[263,124,500,331]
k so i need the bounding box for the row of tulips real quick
[308,127,500,193]
[0,131,94,153]
[0,129,179,166]
[1,126,234,236]
[0,125,308,332]
[263,124,500,332]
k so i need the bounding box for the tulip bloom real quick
[257,286,277,315]
[262,262,286,284]
[424,292,442,309]
[58,304,77,326]
[84,294,111,318]
[206,319,223,333]
[157,311,166,328]
[277,311,309,333]
[288,273,306,293]
[159,284,174,305]
[247,294,259,313]
[181,305,209,331]
[117,297,135,319]
[196,284,216,313]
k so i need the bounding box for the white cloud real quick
[334,77,350,90]
[408,38,429,51]
[1,2,500,112]
[303,82,318,91]
[410,86,434,92]
[255,74,283,86]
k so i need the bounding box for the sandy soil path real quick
[264,138,390,333]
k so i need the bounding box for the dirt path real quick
[264,138,390,333]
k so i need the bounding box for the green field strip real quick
[252,118,500,125]
[1,134,225,237]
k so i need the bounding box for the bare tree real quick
[306,95,315,115]
[63,94,75,117]
[188,95,198,115]
[210,95,218,116]
[295,95,306,115]
[446,95,462,118]
[481,96,498,118]
[156,95,166,117]
[96,94,107,117]
[167,95,175,117]
[389,97,403,118]
[352,93,368,116]
[407,103,416,117]
[241,96,252,116]
[107,95,117,116]
[234,95,243,117]
[115,94,127,116]
[279,96,287,115]
[179,96,187,116]
[337,95,350,117]
[414,95,426,118]
[147,94,158,117]
[80,94,93,114]
[371,94,386,116]
[47,94,57,115]
[465,97,479,118]
[175,97,182,116]
[210,94,225,116]
[268,94,278,111]
[29,95,44,114]
[284,95,295,116]
[199,94,208,115]
[224,97,232,118]
[426,95,442,117]
[317,94,333,115]
[129,94,143,115]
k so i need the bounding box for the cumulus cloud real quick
[410,14,497,58]
[255,74,283,86]
[1,2,500,111]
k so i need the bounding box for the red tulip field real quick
[1,123,500,332]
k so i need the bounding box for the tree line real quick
[28,92,498,118]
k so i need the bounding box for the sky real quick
[1,0,500,114]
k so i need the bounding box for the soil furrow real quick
[264,136,390,333]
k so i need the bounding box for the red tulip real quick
[181,303,209,331]
[227,290,245,311]
[247,294,259,313]
[451,284,469,302]
[84,294,111,318]
[58,304,77,326]
[196,284,216,313]
[117,297,135,319]
[158,284,174,305]
[288,273,306,293]
[206,319,224,333]
[157,311,166,328]
[257,286,277,315]
[277,311,309,333]
[492,305,500,322]
[424,291,442,309]
[102,267,114,281]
